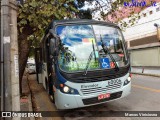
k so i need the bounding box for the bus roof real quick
[45,19,119,35]
[52,19,118,27]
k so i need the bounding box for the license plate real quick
[98,93,110,100]
[108,79,121,86]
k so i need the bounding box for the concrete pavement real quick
[26,74,160,120]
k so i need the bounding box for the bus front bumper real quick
[54,82,131,109]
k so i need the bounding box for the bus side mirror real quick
[49,29,61,54]
[49,29,60,41]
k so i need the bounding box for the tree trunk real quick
[18,38,31,95]
[18,25,33,95]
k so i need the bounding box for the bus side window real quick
[43,37,50,63]
[35,48,42,74]
[49,38,57,84]
[115,38,123,53]
[42,41,46,62]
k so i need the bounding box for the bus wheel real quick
[48,82,55,103]
[46,78,55,103]
[48,86,55,103]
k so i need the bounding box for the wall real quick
[130,46,160,66]
[122,3,160,69]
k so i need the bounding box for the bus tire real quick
[49,82,55,103]
[46,77,55,103]
[50,94,55,103]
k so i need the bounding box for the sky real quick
[80,0,160,21]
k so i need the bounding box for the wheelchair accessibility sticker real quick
[100,58,110,69]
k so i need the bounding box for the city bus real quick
[35,19,131,109]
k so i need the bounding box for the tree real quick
[77,9,92,19]
[18,0,80,94]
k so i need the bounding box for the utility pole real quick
[1,0,12,114]
[1,0,4,112]
[10,0,20,115]
[1,0,20,119]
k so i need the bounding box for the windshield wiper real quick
[100,35,119,71]
[83,51,93,75]
[92,40,96,61]
[83,40,96,75]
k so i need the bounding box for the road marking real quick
[132,84,160,93]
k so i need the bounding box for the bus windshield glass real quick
[56,24,128,72]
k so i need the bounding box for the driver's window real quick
[115,38,123,53]
[50,38,56,55]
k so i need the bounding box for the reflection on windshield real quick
[93,25,127,69]
[56,24,127,72]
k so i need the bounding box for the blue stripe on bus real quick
[55,66,66,84]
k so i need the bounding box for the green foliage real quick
[78,9,92,19]
[18,0,78,48]
[18,0,143,47]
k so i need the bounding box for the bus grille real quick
[81,82,122,95]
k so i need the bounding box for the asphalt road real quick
[28,74,160,120]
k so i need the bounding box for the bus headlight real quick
[59,84,79,95]
[123,77,131,86]
[127,77,131,81]
[63,86,70,93]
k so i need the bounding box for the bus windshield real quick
[56,24,128,72]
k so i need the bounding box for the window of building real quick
[156,7,160,12]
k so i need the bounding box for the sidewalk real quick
[20,75,34,120]
[131,66,160,77]
[27,74,63,120]
[21,73,63,120]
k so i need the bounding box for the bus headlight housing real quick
[123,77,131,86]
[59,84,79,95]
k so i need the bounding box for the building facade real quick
[122,3,160,74]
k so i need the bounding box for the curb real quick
[28,94,35,120]
[26,74,35,120]
[27,74,44,120]
[131,72,160,77]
